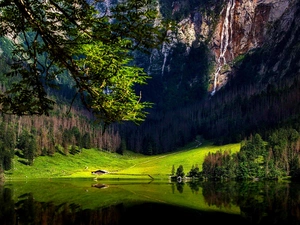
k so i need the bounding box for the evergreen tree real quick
[0,122,16,170]
[171,165,175,176]
[117,139,126,155]
[82,133,91,149]
[176,165,185,178]
[27,135,37,166]
[18,129,37,165]
[188,164,200,177]
[0,141,12,170]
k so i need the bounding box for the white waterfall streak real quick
[161,42,168,76]
[160,29,173,76]
[211,0,235,96]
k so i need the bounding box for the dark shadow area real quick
[17,159,29,165]
[121,202,248,225]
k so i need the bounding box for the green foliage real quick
[0,122,16,170]
[176,165,185,178]
[0,0,168,125]
[17,129,37,165]
[82,133,91,149]
[240,134,266,161]
[74,40,153,125]
[202,131,300,181]
[266,128,300,178]
[202,150,236,180]
[187,164,200,177]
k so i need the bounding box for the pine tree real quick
[176,165,185,178]
[171,165,175,176]
[18,129,36,165]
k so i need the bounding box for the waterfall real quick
[160,28,173,76]
[211,0,235,96]
[161,42,168,76]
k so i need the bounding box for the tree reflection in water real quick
[193,180,300,225]
[1,181,300,225]
[1,189,125,225]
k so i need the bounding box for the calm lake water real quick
[1,179,300,225]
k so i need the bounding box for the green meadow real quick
[5,141,241,180]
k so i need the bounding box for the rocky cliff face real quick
[210,0,293,93]
[160,0,296,95]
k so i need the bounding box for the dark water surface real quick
[1,179,300,225]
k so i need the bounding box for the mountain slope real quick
[5,141,240,179]
[121,0,300,152]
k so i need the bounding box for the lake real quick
[1,179,300,225]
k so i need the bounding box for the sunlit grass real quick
[5,141,241,180]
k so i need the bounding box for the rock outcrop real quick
[167,0,295,94]
[208,0,292,93]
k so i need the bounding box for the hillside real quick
[5,142,241,180]
[120,0,300,152]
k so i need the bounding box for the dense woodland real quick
[200,131,300,180]
[0,106,123,171]
[168,131,300,181]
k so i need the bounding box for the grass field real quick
[5,141,241,180]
